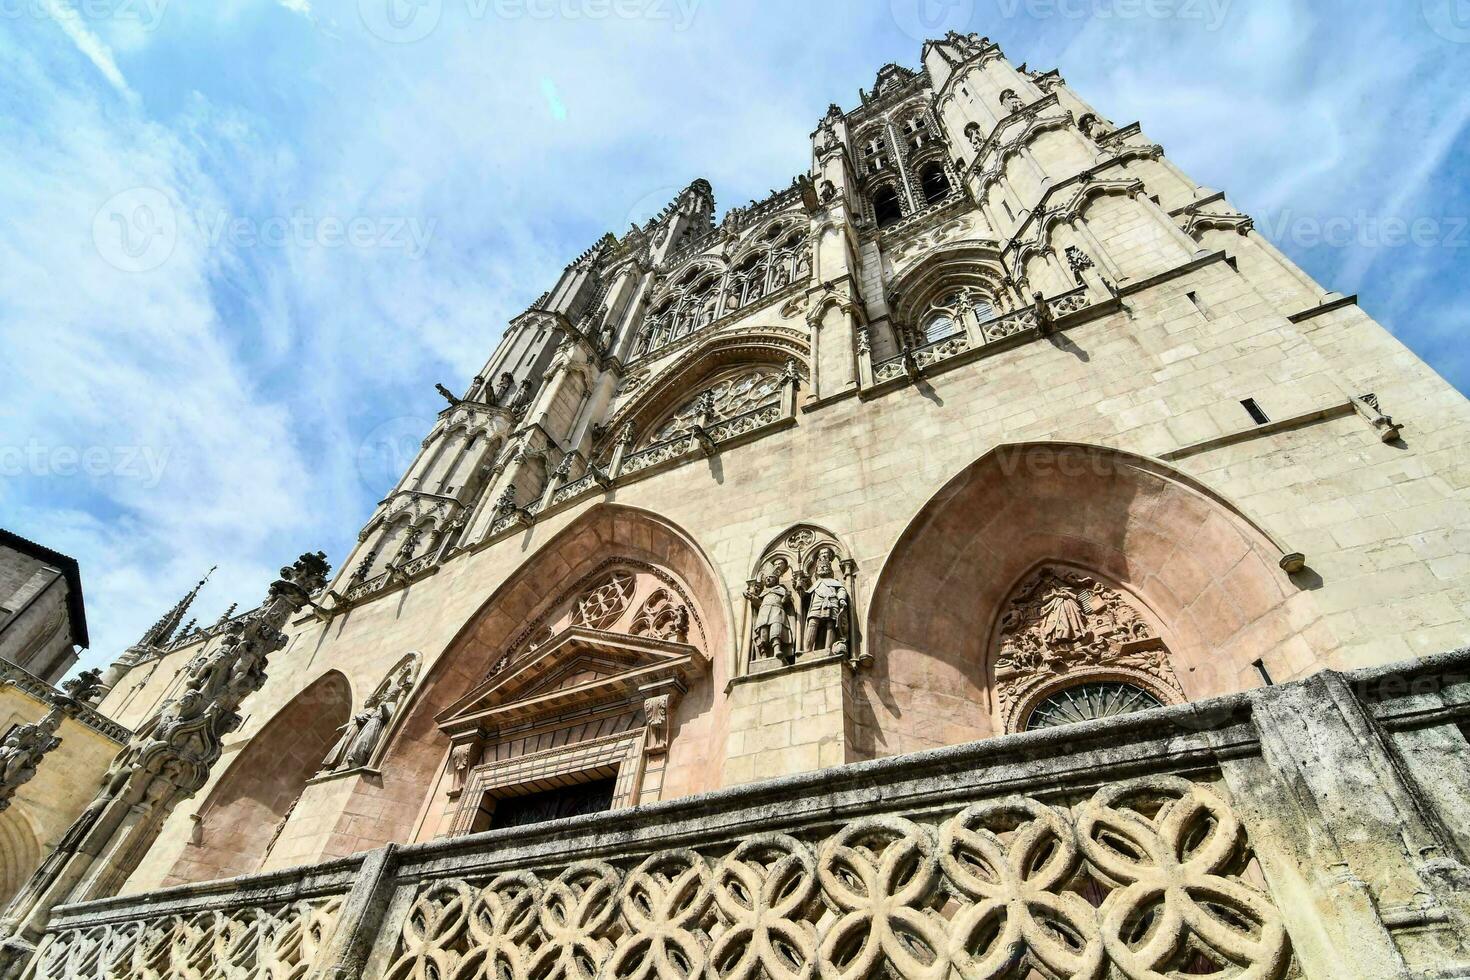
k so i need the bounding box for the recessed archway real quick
[161,670,352,886]
[322,504,733,858]
[857,442,1330,760]
[0,807,40,907]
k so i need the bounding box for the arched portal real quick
[858,442,1328,760]
[0,807,40,907]
[323,504,732,858]
[161,670,351,886]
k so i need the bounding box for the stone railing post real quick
[308,845,399,980]
[1222,669,1470,979]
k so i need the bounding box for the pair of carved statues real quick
[746,529,858,667]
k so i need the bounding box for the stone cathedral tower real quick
[8,34,1470,980]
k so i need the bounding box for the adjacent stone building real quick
[9,34,1470,979]
[0,531,88,685]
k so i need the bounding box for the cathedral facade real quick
[8,34,1470,979]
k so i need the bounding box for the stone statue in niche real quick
[321,654,420,774]
[992,567,1184,731]
[798,547,850,657]
[1001,89,1025,114]
[747,558,797,664]
[746,527,863,669]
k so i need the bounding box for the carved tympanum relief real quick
[487,560,707,679]
[320,652,420,774]
[992,566,1183,733]
[745,525,864,671]
[645,367,783,447]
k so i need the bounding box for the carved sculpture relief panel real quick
[991,565,1184,733]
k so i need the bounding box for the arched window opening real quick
[1024,681,1163,732]
[873,186,903,228]
[915,288,992,343]
[920,163,951,205]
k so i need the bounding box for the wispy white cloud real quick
[37,0,134,102]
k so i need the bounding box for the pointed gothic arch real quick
[162,670,352,886]
[322,504,734,857]
[598,329,808,458]
[856,442,1328,760]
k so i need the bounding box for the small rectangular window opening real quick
[1241,398,1270,425]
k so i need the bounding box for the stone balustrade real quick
[25,649,1470,979]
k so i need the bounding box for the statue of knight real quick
[798,547,850,658]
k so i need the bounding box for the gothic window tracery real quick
[1024,681,1163,731]
[917,288,994,344]
[991,566,1184,734]
[573,570,637,630]
[645,366,784,446]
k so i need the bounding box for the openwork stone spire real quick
[135,565,217,649]
[0,552,330,966]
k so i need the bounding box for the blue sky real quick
[2,0,1468,677]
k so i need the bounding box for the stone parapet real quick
[24,649,1470,979]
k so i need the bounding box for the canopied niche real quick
[324,505,732,858]
[744,525,862,672]
[991,565,1184,733]
[859,442,1327,761]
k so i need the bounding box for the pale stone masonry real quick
[6,32,1470,979]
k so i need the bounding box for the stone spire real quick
[0,552,330,963]
[136,566,217,649]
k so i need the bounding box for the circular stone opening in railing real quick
[1024,681,1163,732]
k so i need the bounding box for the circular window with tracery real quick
[573,570,636,630]
[1024,681,1163,732]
